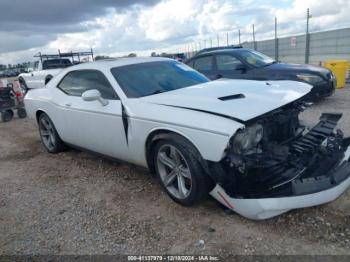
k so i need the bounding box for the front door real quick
[54,69,129,160]
[214,54,249,79]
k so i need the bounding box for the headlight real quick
[296,74,323,84]
[231,124,263,154]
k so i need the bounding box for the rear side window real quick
[186,60,194,68]
[33,61,39,71]
[193,56,212,71]
[216,54,243,70]
[43,59,72,70]
[57,70,118,99]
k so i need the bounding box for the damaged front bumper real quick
[209,113,350,220]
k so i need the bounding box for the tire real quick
[38,113,65,153]
[1,110,14,122]
[17,108,27,118]
[19,78,28,95]
[153,135,213,206]
[45,75,53,85]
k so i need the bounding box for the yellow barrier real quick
[324,60,349,88]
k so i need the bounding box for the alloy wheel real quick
[157,144,192,199]
[39,116,56,151]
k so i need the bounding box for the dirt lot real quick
[1,88,350,256]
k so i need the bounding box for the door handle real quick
[216,74,223,79]
[31,73,34,77]
[65,103,72,107]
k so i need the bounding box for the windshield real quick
[239,50,275,67]
[111,61,209,98]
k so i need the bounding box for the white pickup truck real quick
[18,58,72,91]
[18,50,94,93]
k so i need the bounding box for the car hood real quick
[265,62,330,75]
[141,79,311,122]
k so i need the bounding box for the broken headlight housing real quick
[231,124,264,154]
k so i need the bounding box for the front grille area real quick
[219,113,347,198]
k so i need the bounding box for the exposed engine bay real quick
[209,100,350,199]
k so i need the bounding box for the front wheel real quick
[38,113,65,153]
[1,110,14,122]
[17,108,27,118]
[153,136,213,206]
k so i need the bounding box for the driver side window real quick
[216,54,243,70]
[57,70,118,100]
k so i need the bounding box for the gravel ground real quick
[1,88,350,256]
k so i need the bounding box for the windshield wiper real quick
[147,89,166,96]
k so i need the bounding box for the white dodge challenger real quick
[24,57,350,220]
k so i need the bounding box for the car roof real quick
[191,47,250,58]
[68,57,173,71]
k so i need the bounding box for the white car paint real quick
[18,60,65,89]
[24,57,350,219]
[141,79,311,122]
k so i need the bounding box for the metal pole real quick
[238,29,241,45]
[217,35,220,46]
[252,24,256,50]
[275,17,279,61]
[226,32,229,46]
[210,38,213,48]
[305,8,311,64]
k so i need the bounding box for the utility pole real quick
[275,17,279,61]
[305,8,312,64]
[252,24,257,50]
[238,29,241,45]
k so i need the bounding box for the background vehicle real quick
[24,58,350,219]
[18,50,94,93]
[185,46,336,99]
[0,82,26,122]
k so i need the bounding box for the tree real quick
[95,55,110,61]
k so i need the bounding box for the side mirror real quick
[235,64,247,72]
[82,89,108,106]
[26,68,33,73]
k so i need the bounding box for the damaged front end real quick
[209,102,350,219]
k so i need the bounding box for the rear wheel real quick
[19,78,28,95]
[17,108,27,118]
[1,110,14,122]
[153,136,213,206]
[38,113,65,153]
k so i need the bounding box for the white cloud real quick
[1,0,350,64]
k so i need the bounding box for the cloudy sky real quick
[0,0,349,64]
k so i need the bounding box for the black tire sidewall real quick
[17,108,27,118]
[153,137,211,206]
[19,78,28,95]
[1,110,14,122]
